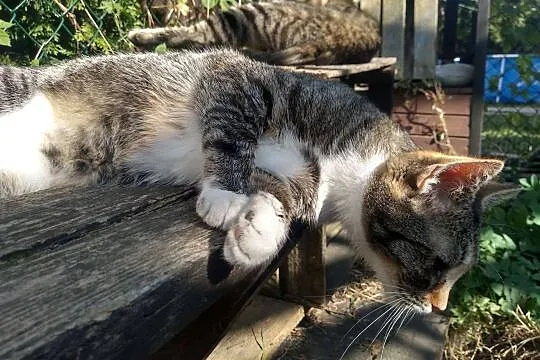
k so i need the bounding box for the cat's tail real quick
[0,66,39,114]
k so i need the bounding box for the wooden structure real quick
[392,88,472,156]
[360,0,439,80]
[0,186,310,359]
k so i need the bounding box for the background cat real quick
[128,1,381,65]
[0,49,516,314]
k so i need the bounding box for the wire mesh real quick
[0,0,146,65]
[481,2,539,180]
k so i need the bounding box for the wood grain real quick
[393,113,470,138]
[410,135,469,155]
[413,0,438,78]
[393,93,472,116]
[282,57,397,79]
[0,186,294,360]
[206,296,304,360]
[381,0,407,78]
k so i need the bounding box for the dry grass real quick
[444,307,540,360]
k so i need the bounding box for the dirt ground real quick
[273,238,448,360]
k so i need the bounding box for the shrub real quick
[450,175,540,326]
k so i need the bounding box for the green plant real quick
[0,18,11,46]
[450,175,540,326]
[0,0,145,65]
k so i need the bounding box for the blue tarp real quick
[484,54,540,104]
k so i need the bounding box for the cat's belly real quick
[128,126,312,189]
[0,93,57,195]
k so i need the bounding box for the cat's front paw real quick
[223,192,288,268]
[196,185,249,230]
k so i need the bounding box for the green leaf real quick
[0,20,12,47]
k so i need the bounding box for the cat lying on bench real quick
[0,49,517,313]
[128,1,381,65]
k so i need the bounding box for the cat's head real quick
[360,151,519,313]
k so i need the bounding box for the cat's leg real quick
[223,167,320,268]
[195,107,262,230]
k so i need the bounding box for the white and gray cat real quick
[0,49,516,313]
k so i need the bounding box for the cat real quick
[127,1,381,65]
[0,49,517,314]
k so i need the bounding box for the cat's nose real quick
[424,283,451,311]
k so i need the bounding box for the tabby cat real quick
[128,1,381,65]
[0,49,516,313]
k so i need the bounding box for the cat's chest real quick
[128,125,314,186]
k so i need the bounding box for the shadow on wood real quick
[0,186,300,360]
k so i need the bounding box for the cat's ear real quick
[476,182,522,211]
[415,158,504,196]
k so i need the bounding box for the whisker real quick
[370,302,403,346]
[338,301,402,360]
[380,305,408,359]
[339,298,401,344]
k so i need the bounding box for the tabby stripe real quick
[205,16,223,43]
[228,8,249,44]
[215,12,234,44]
[240,7,264,48]
[251,3,273,49]
[278,19,297,49]
[270,10,288,50]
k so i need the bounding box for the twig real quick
[418,82,457,155]
[52,0,81,31]
[79,0,113,53]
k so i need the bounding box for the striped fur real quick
[0,50,514,314]
[128,1,381,65]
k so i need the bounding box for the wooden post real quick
[469,0,490,156]
[413,0,438,79]
[442,0,459,61]
[381,0,407,78]
[279,226,327,306]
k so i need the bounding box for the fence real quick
[441,0,539,180]
[481,0,539,180]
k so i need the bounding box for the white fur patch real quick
[127,115,203,185]
[254,132,308,182]
[223,191,287,268]
[0,93,56,192]
[196,179,249,230]
[318,151,387,226]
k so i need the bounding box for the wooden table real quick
[0,186,314,360]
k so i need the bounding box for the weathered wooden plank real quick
[410,134,469,155]
[381,0,407,78]
[413,0,438,78]
[393,93,472,116]
[282,57,396,79]
[361,0,382,26]
[206,296,304,360]
[393,113,470,137]
[0,186,192,259]
[279,226,327,306]
[0,187,295,360]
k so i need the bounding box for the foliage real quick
[450,175,540,327]
[0,0,145,65]
[489,0,540,54]
[0,18,11,46]
[440,0,539,59]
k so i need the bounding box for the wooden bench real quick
[0,186,325,359]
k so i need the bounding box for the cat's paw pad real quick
[223,192,288,268]
[196,186,248,230]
